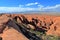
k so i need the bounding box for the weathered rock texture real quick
[0,14,60,40]
[0,14,28,40]
[11,14,60,36]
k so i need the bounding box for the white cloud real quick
[38,5,44,8]
[55,4,60,8]
[0,7,38,13]
[43,4,60,9]
[0,7,20,13]
[19,5,24,7]
[0,4,60,13]
[26,2,38,6]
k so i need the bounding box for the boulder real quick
[27,24,35,29]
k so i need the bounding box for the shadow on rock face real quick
[7,17,42,40]
[15,22,42,40]
[6,19,21,32]
[0,37,2,40]
[0,24,6,34]
[12,15,47,40]
[13,15,29,24]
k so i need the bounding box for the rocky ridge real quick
[0,14,60,40]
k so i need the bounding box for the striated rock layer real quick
[0,14,28,40]
[11,14,60,36]
[0,14,60,40]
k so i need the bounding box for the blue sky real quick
[0,0,60,13]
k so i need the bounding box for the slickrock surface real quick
[0,14,60,40]
[2,28,28,40]
[0,14,28,40]
[11,14,60,36]
[46,17,60,36]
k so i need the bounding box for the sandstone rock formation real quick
[46,17,60,36]
[0,14,60,40]
[0,14,28,40]
[11,14,60,36]
[2,28,28,40]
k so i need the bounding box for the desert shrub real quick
[42,35,60,40]
[57,36,60,40]
[13,19,60,40]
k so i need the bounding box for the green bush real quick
[42,35,60,40]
